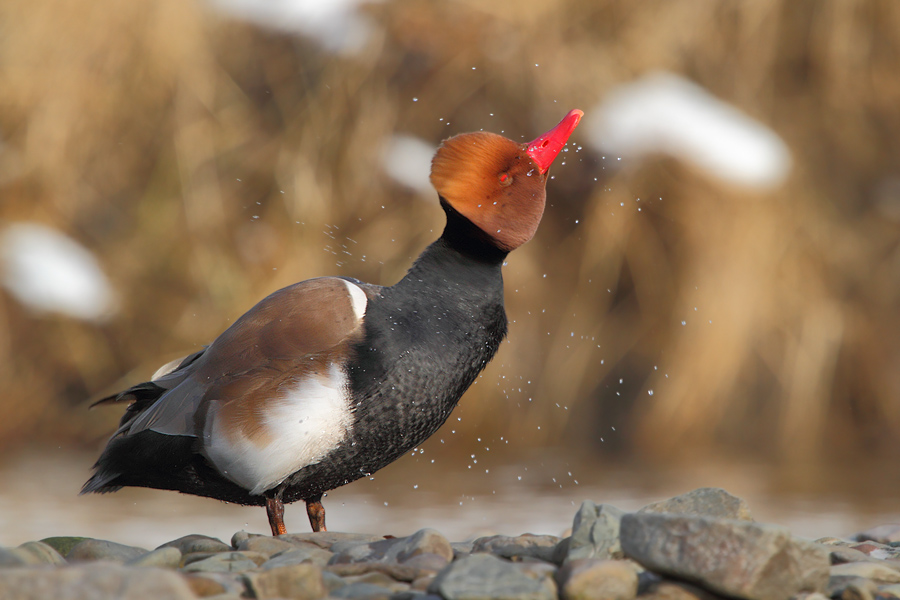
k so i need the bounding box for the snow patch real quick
[587,72,792,188]
[0,222,118,322]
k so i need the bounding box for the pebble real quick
[41,536,91,556]
[261,546,334,569]
[0,564,196,600]
[15,541,67,565]
[830,561,900,583]
[556,558,638,600]
[567,502,626,562]
[471,534,561,563]
[637,487,753,521]
[125,546,183,568]
[620,511,829,599]
[280,532,383,549]
[5,487,900,600]
[182,551,263,573]
[236,535,298,557]
[160,534,232,555]
[330,581,397,599]
[0,548,28,566]
[330,528,453,565]
[66,538,148,563]
[855,524,900,545]
[830,547,874,565]
[826,575,878,600]
[638,579,725,600]
[428,552,557,600]
[244,563,326,600]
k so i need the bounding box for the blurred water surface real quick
[2,449,897,548]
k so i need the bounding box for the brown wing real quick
[125,277,374,437]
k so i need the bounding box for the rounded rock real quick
[67,539,148,563]
[557,558,638,600]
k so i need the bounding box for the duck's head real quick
[430,109,582,253]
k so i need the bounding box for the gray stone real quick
[830,547,873,565]
[243,563,326,600]
[428,552,557,600]
[879,584,900,598]
[185,571,250,596]
[182,551,262,573]
[855,524,900,545]
[472,534,561,563]
[556,558,638,600]
[842,583,876,600]
[327,561,431,582]
[126,546,183,568]
[0,547,27,567]
[280,532,383,550]
[816,537,851,546]
[160,533,232,554]
[553,538,571,564]
[638,579,727,599]
[330,529,453,565]
[236,535,297,557]
[0,564,196,600]
[451,541,475,558]
[567,502,626,562]
[620,512,829,599]
[323,569,348,592]
[830,561,900,583]
[826,576,878,600]
[183,550,221,565]
[262,546,334,569]
[343,570,411,590]
[40,536,91,556]
[67,538,148,563]
[231,530,257,547]
[183,572,229,596]
[851,541,900,560]
[638,488,752,521]
[402,553,451,572]
[330,582,395,599]
[412,574,437,591]
[15,541,66,565]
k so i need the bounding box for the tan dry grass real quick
[0,0,898,468]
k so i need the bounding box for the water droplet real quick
[648,389,654,396]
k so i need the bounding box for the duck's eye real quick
[499,172,513,187]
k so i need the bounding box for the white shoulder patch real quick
[342,279,368,320]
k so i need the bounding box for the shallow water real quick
[1,448,897,548]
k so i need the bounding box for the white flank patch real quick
[587,71,792,188]
[0,222,118,322]
[202,363,353,495]
[342,279,368,320]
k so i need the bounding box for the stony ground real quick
[2,488,899,600]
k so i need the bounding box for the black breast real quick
[279,238,507,502]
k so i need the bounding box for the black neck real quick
[438,197,508,265]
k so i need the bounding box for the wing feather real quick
[123,277,373,438]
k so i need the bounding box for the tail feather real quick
[81,468,122,494]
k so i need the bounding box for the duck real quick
[83,109,583,535]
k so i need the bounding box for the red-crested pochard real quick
[83,109,583,535]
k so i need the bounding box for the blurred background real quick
[1,0,899,545]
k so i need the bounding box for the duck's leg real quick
[265,497,287,536]
[306,494,327,532]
